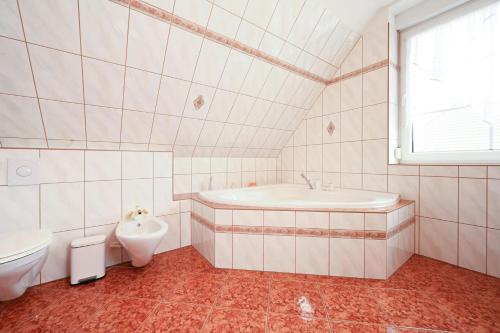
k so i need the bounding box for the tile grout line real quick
[76,0,88,150]
[118,1,132,151]
[14,0,49,149]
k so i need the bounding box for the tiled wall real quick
[0,148,189,284]
[173,157,277,194]
[0,0,373,157]
[277,8,500,278]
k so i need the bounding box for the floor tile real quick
[137,302,210,332]
[267,313,331,332]
[75,296,157,333]
[202,307,266,332]
[216,277,270,311]
[171,273,225,305]
[269,280,328,318]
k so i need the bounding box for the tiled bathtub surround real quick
[0,148,190,284]
[276,7,500,279]
[190,198,415,279]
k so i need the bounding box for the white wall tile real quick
[85,180,121,227]
[233,210,263,226]
[420,177,458,222]
[487,228,500,278]
[330,238,364,278]
[0,37,36,97]
[420,217,457,265]
[459,178,486,227]
[458,224,486,273]
[154,178,178,216]
[122,151,153,179]
[330,212,364,230]
[41,182,84,232]
[264,235,295,273]
[487,179,500,229]
[0,0,24,40]
[296,236,329,275]
[85,151,121,181]
[82,57,124,108]
[39,100,86,141]
[163,26,203,80]
[233,233,263,270]
[264,210,295,227]
[365,239,386,279]
[40,150,84,183]
[0,185,39,233]
[215,232,232,268]
[156,214,180,253]
[0,95,45,139]
[296,211,328,229]
[41,229,84,283]
[122,178,153,219]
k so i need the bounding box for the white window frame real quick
[399,0,500,164]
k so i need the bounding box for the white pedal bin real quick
[70,235,106,285]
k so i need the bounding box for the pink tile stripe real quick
[190,212,415,240]
[109,0,329,84]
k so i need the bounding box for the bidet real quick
[115,217,168,267]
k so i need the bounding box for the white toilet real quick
[115,217,168,267]
[0,229,52,301]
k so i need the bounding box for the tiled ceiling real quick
[0,0,384,157]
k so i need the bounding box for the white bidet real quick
[115,217,168,267]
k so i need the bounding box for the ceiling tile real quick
[163,26,203,80]
[174,117,204,145]
[249,127,271,148]
[260,103,286,128]
[197,120,225,146]
[245,99,271,126]
[174,0,212,27]
[258,32,284,57]
[218,50,253,92]
[85,105,122,142]
[217,123,241,147]
[287,0,325,48]
[182,83,216,119]
[121,110,154,143]
[244,0,278,29]
[0,94,45,138]
[240,58,272,96]
[39,100,86,140]
[206,89,237,122]
[80,0,128,64]
[143,0,175,11]
[294,51,316,71]
[123,67,161,113]
[340,38,362,74]
[193,39,230,87]
[29,44,83,103]
[304,9,340,56]
[227,94,255,124]
[150,114,181,145]
[235,20,264,49]
[207,6,241,39]
[156,76,190,116]
[259,67,288,101]
[319,22,351,63]
[267,0,305,39]
[0,37,36,96]
[275,73,303,104]
[19,0,80,53]
[127,10,170,73]
[215,0,248,16]
[82,57,124,108]
[0,0,25,40]
[233,125,257,148]
[279,42,301,65]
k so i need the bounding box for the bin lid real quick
[71,235,106,248]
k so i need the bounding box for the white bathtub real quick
[199,184,400,209]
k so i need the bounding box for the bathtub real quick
[198,184,400,209]
[192,184,414,280]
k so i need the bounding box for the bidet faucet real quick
[300,173,314,189]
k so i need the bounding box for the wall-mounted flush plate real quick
[7,158,40,186]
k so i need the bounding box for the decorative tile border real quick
[191,212,415,240]
[327,59,390,85]
[109,0,329,84]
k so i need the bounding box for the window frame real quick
[399,0,500,164]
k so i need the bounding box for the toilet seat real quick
[0,230,52,264]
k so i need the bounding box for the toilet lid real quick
[0,230,52,264]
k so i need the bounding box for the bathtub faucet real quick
[300,173,314,190]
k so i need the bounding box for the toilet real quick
[0,229,52,301]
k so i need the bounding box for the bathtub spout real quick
[300,173,314,189]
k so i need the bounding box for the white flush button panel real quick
[7,158,40,186]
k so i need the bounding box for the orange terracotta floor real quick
[1,246,499,333]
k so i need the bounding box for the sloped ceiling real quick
[0,0,389,157]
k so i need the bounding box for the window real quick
[400,0,500,163]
